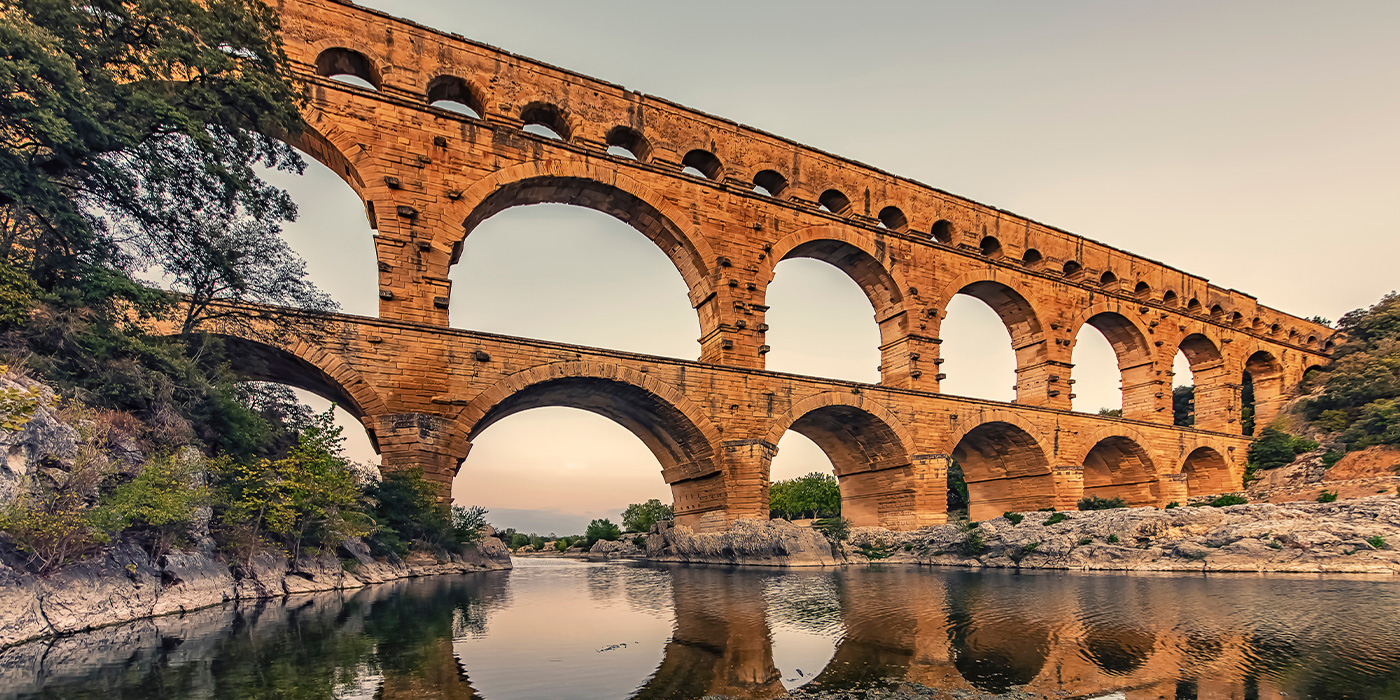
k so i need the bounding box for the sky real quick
[272,0,1400,535]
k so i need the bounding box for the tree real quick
[1173,385,1195,427]
[451,505,488,544]
[621,499,673,532]
[769,472,840,520]
[1097,407,1122,418]
[97,453,209,562]
[366,468,451,556]
[585,518,621,545]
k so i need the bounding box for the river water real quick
[4,559,1400,699]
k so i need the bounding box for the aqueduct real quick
[186,0,1336,530]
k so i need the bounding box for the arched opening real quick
[681,149,722,179]
[1081,436,1158,507]
[1269,323,1281,337]
[1180,446,1233,495]
[769,404,914,528]
[605,126,651,161]
[952,422,1054,520]
[1186,298,1202,313]
[1072,313,1151,416]
[765,240,896,382]
[753,169,788,198]
[1230,312,1244,326]
[1099,271,1118,288]
[450,202,698,358]
[877,206,908,231]
[1210,304,1224,319]
[1062,260,1083,278]
[1171,334,1222,428]
[1161,290,1179,307]
[315,47,380,90]
[1021,249,1043,268]
[1324,338,1336,351]
[1134,281,1151,298]
[425,75,483,118]
[1244,350,1284,434]
[930,220,954,244]
[461,374,720,530]
[939,282,1041,402]
[817,189,851,215]
[978,236,1002,258]
[520,101,570,140]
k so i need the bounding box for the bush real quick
[1078,537,1093,546]
[621,499,673,532]
[451,505,489,544]
[1107,534,1120,544]
[1321,451,1345,469]
[585,518,621,545]
[769,472,840,520]
[365,468,452,556]
[1165,501,1181,509]
[1002,512,1024,525]
[1248,428,1316,472]
[1207,494,1249,507]
[1078,496,1128,511]
[1045,512,1067,526]
[554,539,569,552]
[1316,490,1339,503]
[632,535,647,549]
[813,517,850,542]
[959,530,986,556]
[509,533,531,549]
[97,454,209,562]
[1368,535,1387,549]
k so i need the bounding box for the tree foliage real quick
[1247,427,1317,471]
[1173,385,1195,427]
[769,472,840,520]
[621,499,672,533]
[1305,292,1400,449]
[97,452,208,562]
[585,518,620,545]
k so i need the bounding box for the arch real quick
[1068,309,1153,416]
[1133,281,1151,298]
[1186,298,1202,313]
[1161,290,1178,307]
[1269,323,1281,337]
[1062,260,1083,278]
[457,363,725,521]
[950,419,1055,520]
[1174,333,1222,368]
[1324,338,1336,351]
[1178,445,1234,495]
[1209,304,1224,319]
[519,101,570,140]
[930,219,954,244]
[452,162,718,296]
[877,206,908,231]
[818,188,852,215]
[978,236,1002,258]
[752,169,788,198]
[936,271,1044,343]
[1230,311,1244,326]
[1099,270,1118,288]
[425,75,484,118]
[765,225,909,316]
[1244,349,1285,429]
[315,47,380,90]
[764,394,917,528]
[681,149,722,180]
[1021,249,1043,268]
[604,126,651,162]
[1079,434,1159,507]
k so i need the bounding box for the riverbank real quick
[0,536,510,649]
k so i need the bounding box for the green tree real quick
[1097,407,1122,418]
[585,518,621,545]
[621,499,673,532]
[366,469,451,556]
[769,472,841,520]
[451,505,488,544]
[1173,385,1195,427]
[1305,292,1400,449]
[1248,427,1316,472]
[97,453,209,562]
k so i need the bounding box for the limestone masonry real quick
[177,0,1336,530]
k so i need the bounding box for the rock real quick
[589,537,643,559]
[0,556,50,648]
[36,543,161,635]
[150,549,235,616]
[0,376,78,506]
[647,518,838,567]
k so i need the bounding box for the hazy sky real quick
[274,0,1400,534]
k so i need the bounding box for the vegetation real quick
[1107,534,1120,544]
[585,518,621,545]
[1368,535,1387,550]
[621,499,672,533]
[1173,385,1195,427]
[1165,501,1181,509]
[1045,512,1067,525]
[1002,511,1024,525]
[1303,293,1400,449]
[1207,494,1249,507]
[946,459,969,514]
[769,472,840,520]
[96,453,208,562]
[959,530,986,556]
[1317,490,1339,503]
[1097,407,1122,418]
[1078,495,1129,511]
[813,517,850,542]
[1249,427,1319,470]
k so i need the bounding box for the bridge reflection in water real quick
[6,561,1400,700]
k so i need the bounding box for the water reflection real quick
[3,561,1400,700]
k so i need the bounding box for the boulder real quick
[588,537,643,559]
[646,518,838,567]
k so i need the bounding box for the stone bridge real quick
[195,0,1336,529]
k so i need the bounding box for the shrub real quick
[1021,541,1040,554]
[365,468,452,556]
[1207,495,1249,507]
[451,505,489,544]
[1248,427,1316,471]
[97,454,209,562]
[1078,537,1093,546]
[858,542,893,560]
[1368,535,1388,549]
[1165,501,1181,509]
[585,518,621,545]
[903,543,913,551]
[813,517,850,542]
[509,533,531,549]
[554,539,569,552]
[959,530,986,556]
[1107,534,1120,544]
[1002,512,1024,525]
[1045,512,1067,526]
[621,499,673,533]
[632,535,647,549]
[1321,451,1345,469]
[1078,496,1128,511]
[1316,490,1339,503]
[769,472,840,520]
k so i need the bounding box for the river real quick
[3,559,1399,699]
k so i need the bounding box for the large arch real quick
[1169,332,1230,431]
[1077,433,1159,507]
[456,362,728,528]
[950,418,1056,520]
[764,393,918,528]
[935,272,1046,403]
[1067,309,1154,420]
[1178,445,1236,496]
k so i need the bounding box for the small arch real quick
[1230,312,1244,326]
[1324,339,1336,351]
[519,101,570,140]
[1307,335,1317,346]
[818,189,852,215]
[1209,304,1224,319]
[1133,281,1151,298]
[315,47,381,90]
[1081,436,1158,507]
[425,75,483,118]
[1251,317,1264,331]
[604,126,651,162]
[1099,271,1118,288]
[979,236,1002,258]
[952,420,1055,520]
[877,206,908,231]
[1022,249,1043,268]
[1180,446,1234,495]
[930,219,954,244]
[1288,329,1300,342]
[752,169,788,198]
[1161,290,1178,307]
[1062,260,1083,278]
[1186,298,1203,313]
[1269,323,1281,336]
[681,149,722,180]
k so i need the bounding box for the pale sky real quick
[276,0,1400,534]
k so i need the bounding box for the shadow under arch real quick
[763,394,917,528]
[944,573,1054,693]
[456,362,726,527]
[1179,445,1235,495]
[1079,434,1159,507]
[951,418,1056,520]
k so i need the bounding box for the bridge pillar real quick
[1190,359,1236,433]
[879,333,942,391]
[1157,473,1189,506]
[373,413,473,495]
[696,283,766,369]
[1121,359,1169,423]
[1015,357,1074,409]
[1052,465,1085,511]
[371,193,456,327]
[717,439,778,524]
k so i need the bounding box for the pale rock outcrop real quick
[588,537,644,559]
[0,376,77,505]
[646,518,838,567]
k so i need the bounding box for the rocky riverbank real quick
[0,535,510,649]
